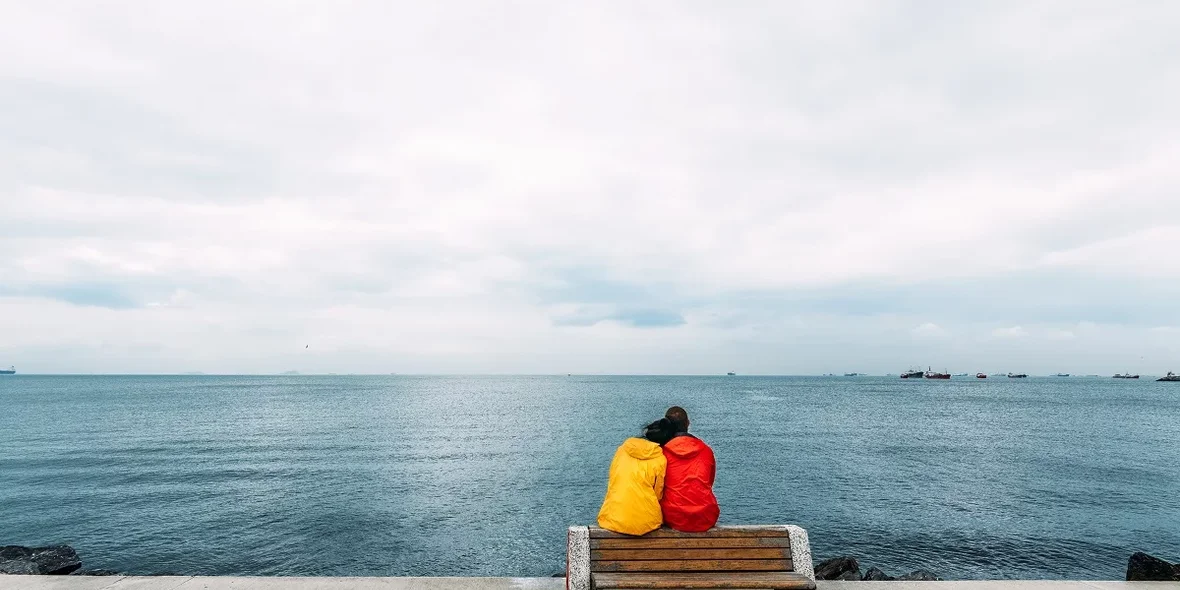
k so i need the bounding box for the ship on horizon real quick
[900,368,924,379]
[0,366,14,375]
[925,367,951,379]
[1158,372,1179,382]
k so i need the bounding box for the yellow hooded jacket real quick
[597,437,667,535]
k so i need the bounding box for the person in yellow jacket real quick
[597,418,678,535]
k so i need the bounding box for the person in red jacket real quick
[659,406,719,532]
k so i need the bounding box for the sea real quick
[1,375,1178,579]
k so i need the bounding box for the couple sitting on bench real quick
[569,405,814,589]
[597,406,719,535]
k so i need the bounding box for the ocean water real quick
[1,375,1178,579]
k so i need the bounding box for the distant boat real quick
[1113,373,1140,379]
[924,367,951,379]
[726,372,736,376]
[1158,372,1180,382]
[1053,373,1070,377]
[976,373,987,379]
[843,372,861,377]
[0,366,14,375]
[953,373,969,377]
[1008,373,1028,378]
[900,368,924,379]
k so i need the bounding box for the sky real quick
[1,1,1179,375]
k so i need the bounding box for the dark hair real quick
[665,406,689,433]
[643,418,677,445]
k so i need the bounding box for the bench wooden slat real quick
[589,526,787,539]
[592,548,789,561]
[591,537,790,550]
[593,559,791,573]
[592,572,813,589]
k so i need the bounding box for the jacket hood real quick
[622,437,665,460]
[662,434,705,458]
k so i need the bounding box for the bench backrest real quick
[566,525,814,590]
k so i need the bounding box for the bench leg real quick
[567,526,590,590]
[785,525,814,582]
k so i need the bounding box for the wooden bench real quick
[566,525,815,590]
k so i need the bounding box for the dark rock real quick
[814,556,860,580]
[1127,552,1180,581]
[551,573,565,578]
[0,558,37,575]
[836,571,861,580]
[897,570,941,581]
[862,566,895,581]
[0,545,82,575]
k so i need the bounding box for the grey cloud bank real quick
[1,1,1178,374]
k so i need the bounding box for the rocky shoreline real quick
[1127,552,1180,581]
[1,545,82,575]
[814,556,941,581]
[812,551,1180,582]
[0,545,120,576]
[3,543,1178,581]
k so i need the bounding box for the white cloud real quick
[911,322,948,339]
[1046,329,1077,341]
[992,326,1028,339]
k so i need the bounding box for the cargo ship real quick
[1158,372,1179,382]
[1113,373,1140,379]
[1007,372,1028,378]
[925,367,951,379]
[900,368,924,379]
[0,366,14,375]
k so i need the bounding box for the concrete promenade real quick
[1,578,1178,590]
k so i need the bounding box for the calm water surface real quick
[1,375,1178,579]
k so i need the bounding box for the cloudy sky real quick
[2,1,1178,374]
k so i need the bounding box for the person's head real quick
[665,406,690,433]
[642,418,677,445]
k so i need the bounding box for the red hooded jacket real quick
[659,434,719,532]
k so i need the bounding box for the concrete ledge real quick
[0,579,1176,590]
[816,583,1180,589]
[0,577,564,590]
